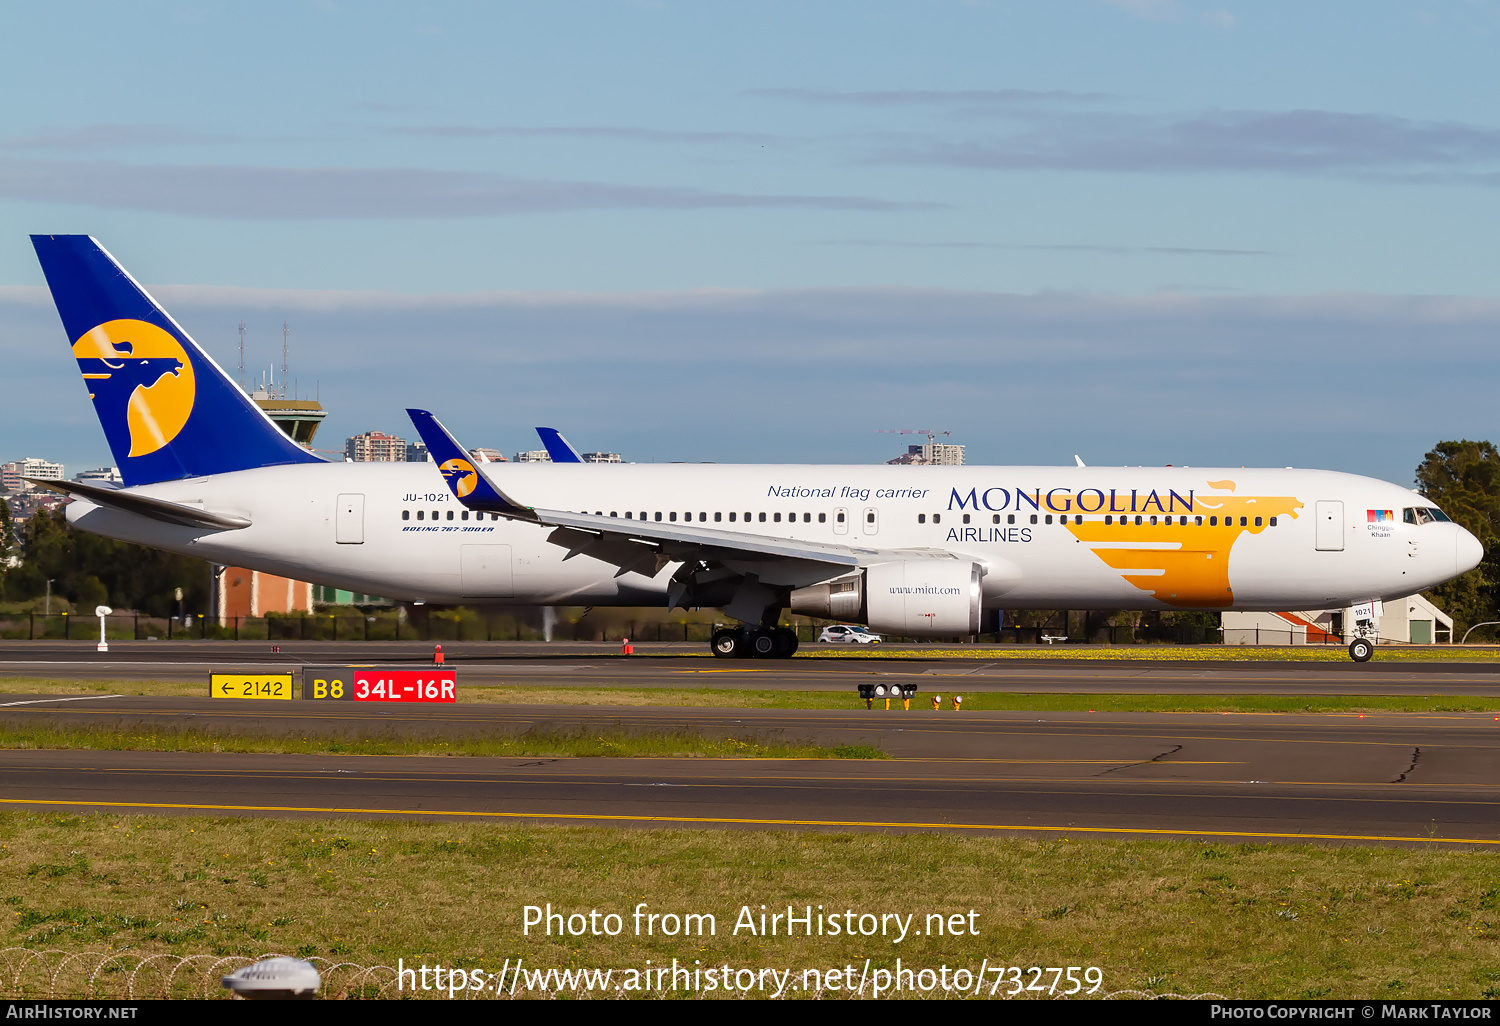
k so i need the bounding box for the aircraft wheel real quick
[711,629,741,659]
[1349,638,1374,662]
[779,628,799,657]
[751,630,778,658]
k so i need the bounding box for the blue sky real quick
[3,1,1500,480]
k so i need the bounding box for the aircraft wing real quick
[25,478,251,530]
[406,408,881,579]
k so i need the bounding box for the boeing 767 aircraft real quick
[25,235,1484,660]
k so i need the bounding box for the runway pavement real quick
[0,692,1496,845]
[4,640,1500,695]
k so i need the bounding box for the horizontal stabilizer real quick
[26,478,250,530]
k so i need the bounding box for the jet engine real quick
[788,559,983,636]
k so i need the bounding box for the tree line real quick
[0,504,208,616]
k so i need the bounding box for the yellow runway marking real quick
[0,796,1495,845]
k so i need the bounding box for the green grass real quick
[3,675,1500,714]
[0,722,886,760]
[0,813,1498,999]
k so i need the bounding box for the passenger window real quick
[918,514,926,524]
[729,512,736,522]
[1195,516,1203,525]
[610,511,617,518]
[759,513,767,523]
[963,514,971,524]
[446,510,454,520]
[1030,515,1038,525]
[804,513,811,523]
[1105,515,1112,525]
[699,512,707,522]
[670,512,677,522]
[715,512,722,522]
[933,514,941,524]
[1269,516,1276,526]
[432,510,438,520]
[655,512,662,522]
[992,514,1000,524]
[402,510,410,521]
[417,511,424,520]
[462,511,469,520]
[1007,514,1015,525]
[1239,517,1247,526]
[1149,516,1157,525]
[774,512,781,523]
[1044,514,1053,525]
[818,513,826,523]
[1134,516,1142,525]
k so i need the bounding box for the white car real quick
[818,625,883,645]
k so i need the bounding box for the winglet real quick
[535,427,583,463]
[405,409,533,517]
[1074,455,1087,467]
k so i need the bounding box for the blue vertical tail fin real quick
[31,235,324,487]
[535,427,583,463]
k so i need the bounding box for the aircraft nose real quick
[1457,526,1484,575]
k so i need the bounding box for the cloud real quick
[1099,0,1237,26]
[0,158,926,219]
[0,124,230,150]
[753,87,1111,107]
[5,283,1495,481]
[390,124,785,146]
[871,108,1500,175]
[817,239,1272,256]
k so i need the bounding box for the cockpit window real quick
[1403,507,1449,525]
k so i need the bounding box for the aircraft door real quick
[461,544,514,598]
[862,507,879,536]
[1314,500,1344,551]
[335,493,364,544]
[833,507,849,535]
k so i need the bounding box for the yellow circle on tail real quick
[73,319,196,457]
[440,458,479,498]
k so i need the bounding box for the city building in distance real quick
[1,458,64,493]
[514,450,552,463]
[887,443,965,466]
[582,452,623,463]
[73,466,122,485]
[346,431,408,462]
[406,442,430,463]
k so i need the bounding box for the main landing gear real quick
[1348,637,1374,663]
[711,626,800,659]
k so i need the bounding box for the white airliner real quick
[26,235,1483,661]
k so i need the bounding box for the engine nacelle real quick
[789,560,983,636]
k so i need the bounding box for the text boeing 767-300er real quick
[25,235,1484,661]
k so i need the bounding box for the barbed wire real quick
[0,949,1230,1000]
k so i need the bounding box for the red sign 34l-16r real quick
[302,666,457,703]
